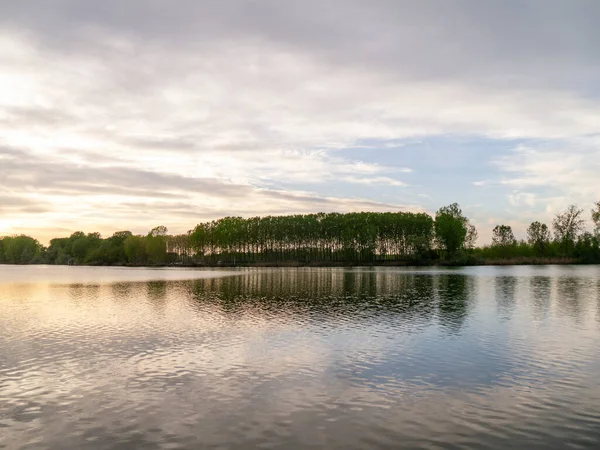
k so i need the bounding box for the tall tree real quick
[465,224,478,249]
[149,226,168,237]
[2,235,41,264]
[146,226,168,264]
[188,211,435,263]
[592,201,600,237]
[553,205,585,255]
[124,235,147,265]
[575,232,600,263]
[527,221,551,254]
[492,225,516,247]
[434,203,470,257]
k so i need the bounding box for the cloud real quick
[342,176,407,187]
[508,192,537,208]
[0,146,420,242]
[496,142,600,209]
[0,194,50,214]
[0,146,245,197]
[0,1,599,242]
[2,1,599,84]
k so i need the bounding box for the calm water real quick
[1,265,600,450]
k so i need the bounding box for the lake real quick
[1,265,600,449]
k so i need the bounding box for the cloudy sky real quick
[1,1,599,244]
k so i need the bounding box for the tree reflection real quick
[188,269,468,333]
[556,276,585,324]
[111,282,132,303]
[596,278,600,324]
[495,275,517,320]
[67,283,100,305]
[436,274,471,334]
[146,280,167,310]
[529,276,552,322]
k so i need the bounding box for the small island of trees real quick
[1,202,599,266]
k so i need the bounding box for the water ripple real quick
[1,266,600,449]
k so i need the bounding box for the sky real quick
[1,0,599,245]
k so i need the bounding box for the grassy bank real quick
[160,256,585,268]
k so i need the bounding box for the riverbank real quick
[192,257,581,267]
[2,256,583,268]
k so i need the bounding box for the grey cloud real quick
[34,186,184,200]
[4,0,596,163]
[0,147,250,198]
[0,193,50,214]
[112,197,411,225]
[0,148,413,223]
[0,146,29,159]
[119,137,198,151]
[52,149,135,166]
[252,189,380,207]
[14,206,49,214]
[1,1,598,88]
[92,201,208,220]
[118,138,270,154]
[2,106,75,127]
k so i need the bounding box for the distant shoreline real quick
[0,257,585,268]
[190,257,582,267]
[2,206,599,266]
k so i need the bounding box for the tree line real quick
[0,226,192,266]
[1,202,599,265]
[474,203,600,263]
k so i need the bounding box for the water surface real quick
[1,265,600,449]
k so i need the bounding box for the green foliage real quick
[574,232,600,263]
[146,226,168,264]
[124,235,147,265]
[475,240,535,261]
[38,226,177,266]
[553,204,585,255]
[4,203,600,266]
[492,225,516,247]
[434,203,474,257]
[149,226,168,237]
[475,205,600,264]
[190,211,435,263]
[527,221,551,255]
[0,235,42,264]
[167,234,192,262]
[491,224,516,258]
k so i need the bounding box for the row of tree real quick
[188,205,476,263]
[1,202,599,265]
[0,226,192,266]
[192,212,429,263]
[477,203,600,262]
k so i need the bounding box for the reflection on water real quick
[495,275,517,320]
[530,276,552,322]
[436,274,471,333]
[1,265,600,449]
[556,276,587,324]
